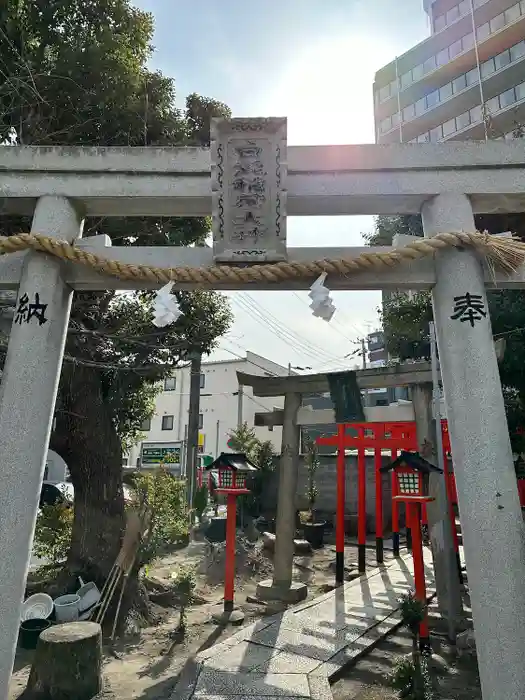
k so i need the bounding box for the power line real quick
[232,295,328,363]
[234,293,342,364]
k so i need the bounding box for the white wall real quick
[126,351,287,467]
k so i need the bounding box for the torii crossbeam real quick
[0,118,525,700]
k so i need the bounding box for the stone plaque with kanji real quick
[211,117,287,262]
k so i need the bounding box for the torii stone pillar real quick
[411,383,463,641]
[256,392,308,603]
[0,196,83,699]
[422,193,525,700]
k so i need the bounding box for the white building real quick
[126,351,289,471]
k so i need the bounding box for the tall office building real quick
[374,0,525,145]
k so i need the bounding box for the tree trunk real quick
[26,621,102,700]
[51,364,125,591]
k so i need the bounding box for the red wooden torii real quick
[316,420,457,585]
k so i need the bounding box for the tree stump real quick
[26,622,102,700]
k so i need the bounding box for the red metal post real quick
[357,437,366,573]
[336,424,346,585]
[409,501,429,648]
[391,448,400,557]
[374,446,384,564]
[224,493,237,612]
[442,432,462,584]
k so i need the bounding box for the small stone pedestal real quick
[211,605,245,626]
[26,621,102,700]
[256,579,307,604]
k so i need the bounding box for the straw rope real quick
[0,230,523,285]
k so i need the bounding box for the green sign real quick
[141,443,181,467]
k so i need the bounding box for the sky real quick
[136,0,431,372]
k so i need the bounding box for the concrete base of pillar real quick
[211,606,245,626]
[256,579,308,604]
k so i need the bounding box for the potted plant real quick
[301,434,326,548]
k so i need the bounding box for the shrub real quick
[170,565,197,634]
[129,468,189,566]
[193,484,209,521]
[33,503,73,565]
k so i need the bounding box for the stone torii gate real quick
[1,119,525,700]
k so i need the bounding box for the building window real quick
[403,104,415,122]
[456,111,471,130]
[500,88,516,108]
[392,112,400,127]
[426,90,439,109]
[437,48,449,67]
[199,373,205,389]
[481,58,496,78]
[415,97,426,116]
[198,413,203,430]
[477,22,490,42]
[449,39,463,59]
[412,63,424,82]
[417,132,430,143]
[459,0,469,16]
[162,415,174,431]
[462,33,474,52]
[465,68,478,86]
[516,82,525,101]
[429,124,443,142]
[510,41,525,62]
[443,118,457,137]
[400,71,412,89]
[505,3,521,24]
[470,104,482,122]
[446,6,460,24]
[490,13,505,33]
[380,117,391,134]
[434,14,446,32]
[164,376,176,391]
[453,74,467,93]
[140,418,151,431]
[423,55,437,74]
[495,49,511,71]
[439,82,453,101]
[379,84,390,102]
[485,96,500,115]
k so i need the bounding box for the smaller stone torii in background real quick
[237,363,463,637]
[1,118,525,700]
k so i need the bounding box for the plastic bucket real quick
[76,579,101,614]
[54,594,80,622]
[19,618,51,650]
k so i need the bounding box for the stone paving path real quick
[172,549,435,700]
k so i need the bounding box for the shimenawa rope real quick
[0,230,523,285]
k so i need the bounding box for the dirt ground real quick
[10,535,385,700]
[331,598,481,700]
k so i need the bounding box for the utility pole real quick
[237,384,244,429]
[185,352,202,512]
[360,337,369,407]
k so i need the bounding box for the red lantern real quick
[381,451,442,651]
[205,453,258,620]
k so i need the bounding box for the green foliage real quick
[193,484,209,521]
[390,656,434,700]
[303,432,320,518]
[0,0,234,577]
[33,504,73,565]
[128,468,189,566]
[382,292,433,361]
[170,565,197,633]
[227,423,276,517]
[391,593,433,700]
[365,215,423,247]
[399,592,427,636]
